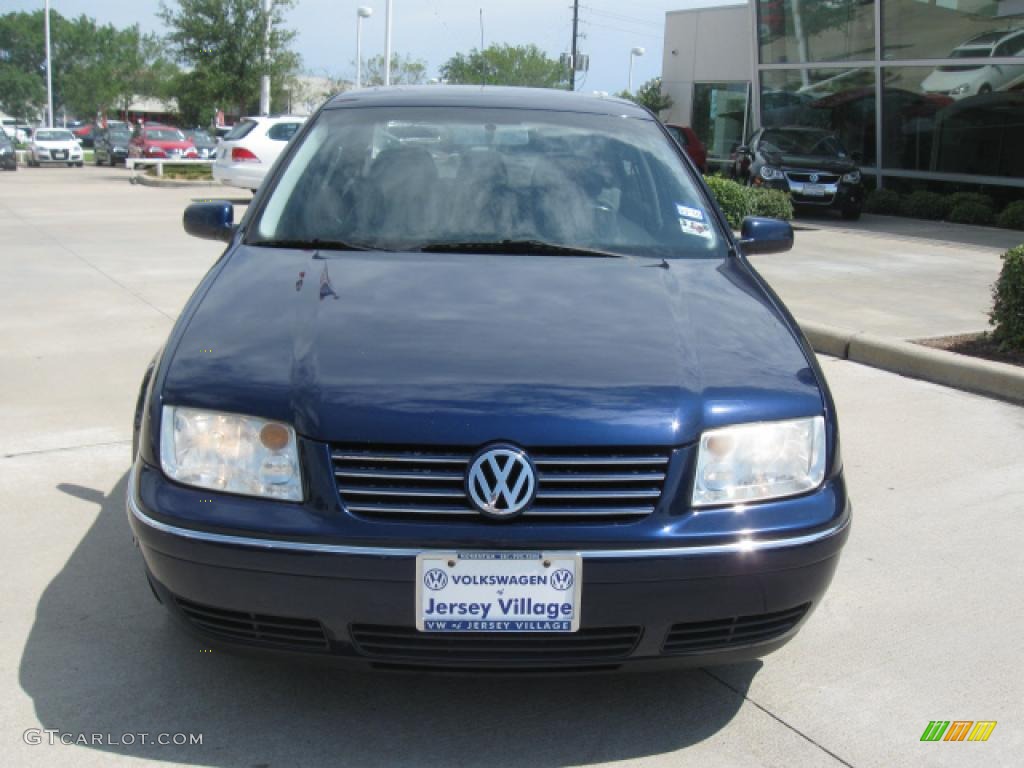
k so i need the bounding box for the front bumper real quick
[761,177,863,211]
[127,461,850,671]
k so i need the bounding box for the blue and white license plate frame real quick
[415,551,582,633]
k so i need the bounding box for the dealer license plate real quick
[802,184,827,196]
[416,551,581,633]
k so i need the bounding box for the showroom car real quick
[921,29,1024,99]
[128,87,850,671]
[0,132,16,170]
[212,115,306,191]
[733,126,864,219]
[27,128,84,167]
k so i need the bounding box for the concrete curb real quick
[798,320,1024,404]
[132,174,221,189]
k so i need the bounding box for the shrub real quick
[747,186,794,221]
[997,200,1024,231]
[704,175,750,229]
[989,244,1024,352]
[947,192,994,212]
[948,201,995,226]
[902,190,948,220]
[864,188,901,215]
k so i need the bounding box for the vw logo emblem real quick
[423,569,448,590]
[466,445,536,518]
[551,569,574,591]
[809,173,819,183]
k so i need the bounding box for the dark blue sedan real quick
[128,86,849,670]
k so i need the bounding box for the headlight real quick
[841,170,861,184]
[950,83,971,96]
[160,406,303,501]
[692,416,826,507]
[759,165,784,181]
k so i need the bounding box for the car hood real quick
[765,152,857,174]
[921,68,983,89]
[162,248,822,447]
[34,140,78,149]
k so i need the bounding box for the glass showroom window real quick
[883,0,1024,62]
[758,0,875,65]
[759,68,877,167]
[692,83,750,161]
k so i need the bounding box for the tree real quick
[617,77,673,116]
[440,44,567,88]
[158,0,302,121]
[360,53,427,86]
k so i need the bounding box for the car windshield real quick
[760,129,847,157]
[109,130,132,140]
[146,129,185,141]
[188,131,215,145]
[35,130,74,141]
[251,106,722,258]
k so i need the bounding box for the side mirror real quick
[739,216,793,255]
[183,201,235,242]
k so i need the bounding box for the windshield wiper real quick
[249,238,380,252]
[416,239,627,258]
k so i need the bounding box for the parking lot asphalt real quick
[2,166,1022,767]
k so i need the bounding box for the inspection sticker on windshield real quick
[416,551,582,632]
[679,217,712,239]
[676,204,704,221]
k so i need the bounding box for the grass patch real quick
[146,163,213,181]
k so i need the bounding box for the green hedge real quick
[948,201,995,226]
[864,188,901,215]
[997,201,1024,231]
[902,190,948,220]
[990,244,1024,353]
[703,176,793,229]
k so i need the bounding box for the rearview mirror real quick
[739,216,793,255]
[183,201,235,242]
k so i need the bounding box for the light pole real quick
[356,7,373,88]
[260,0,272,115]
[384,0,392,86]
[44,0,53,127]
[628,46,645,94]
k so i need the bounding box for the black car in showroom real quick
[93,125,133,166]
[733,127,864,219]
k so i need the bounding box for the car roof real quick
[962,29,1019,46]
[324,85,652,119]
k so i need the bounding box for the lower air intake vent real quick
[174,596,329,651]
[663,604,810,654]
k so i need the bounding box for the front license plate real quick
[53,151,66,159]
[416,551,582,633]
[802,184,827,196]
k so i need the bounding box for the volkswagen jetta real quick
[127,86,850,671]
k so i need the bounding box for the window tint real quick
[252,107,722,259]
[225,121,257,141]
[267,122,301,141]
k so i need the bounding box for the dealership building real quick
[660,0,1024,193]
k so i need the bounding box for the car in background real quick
[94,125,134,166]
[0,133,16,170]
[1,118,31,143]
[183,128,217,159]
[129,123,199,161]
[733,126,864,219]
[27,128,84,167]
[663,123,708,173]
[212,115,306,191]
[71,122,97,147]
[921,29,1024,99]
[129,87,849,672]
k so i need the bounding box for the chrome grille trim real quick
[331,446,672,521]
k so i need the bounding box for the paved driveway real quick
[2,167,1022,767]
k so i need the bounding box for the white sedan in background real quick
[212,116,306,191]
[27,128,84,167]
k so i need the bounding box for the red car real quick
[129,123,198,160]
[664,124,708,174]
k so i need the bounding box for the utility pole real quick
[44,0,53,127]
[569,0,579,91]
[260,0,272,115]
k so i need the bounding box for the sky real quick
[5,0,736,94]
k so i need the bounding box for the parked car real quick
[663,123,708,173]
[71,122,97,147]
[921,29,1024,99]
[212,115,306,191]
[183,128,217,159]
[94,125,133,166]
[0,133,16,170]
[1,118,30,143]
[733,126,864,219]
[27,128,84,167]
[129,124,199,161]
[128,86,849,671]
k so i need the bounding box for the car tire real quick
[841,206,862,221]
[979,84,992,95]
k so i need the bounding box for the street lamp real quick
[384,0,393,86]
[356,7,373,88]
[44,0,53,127]
[628,46,645,94]
[260,0,273,115]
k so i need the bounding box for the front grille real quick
[174,596,330,651]
[332,445,672,520]
[785,171,840,184]
[351,624,642,663]
[662,603,810,655]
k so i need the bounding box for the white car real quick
[921,29,1024,99]
[28,128,84,167]
[212,115,306,191]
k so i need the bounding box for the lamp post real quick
[384,0,392,86]
[356,7,373,88]
[260,0,272,115]
[44,0,53,127]
[628,46,645,94]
